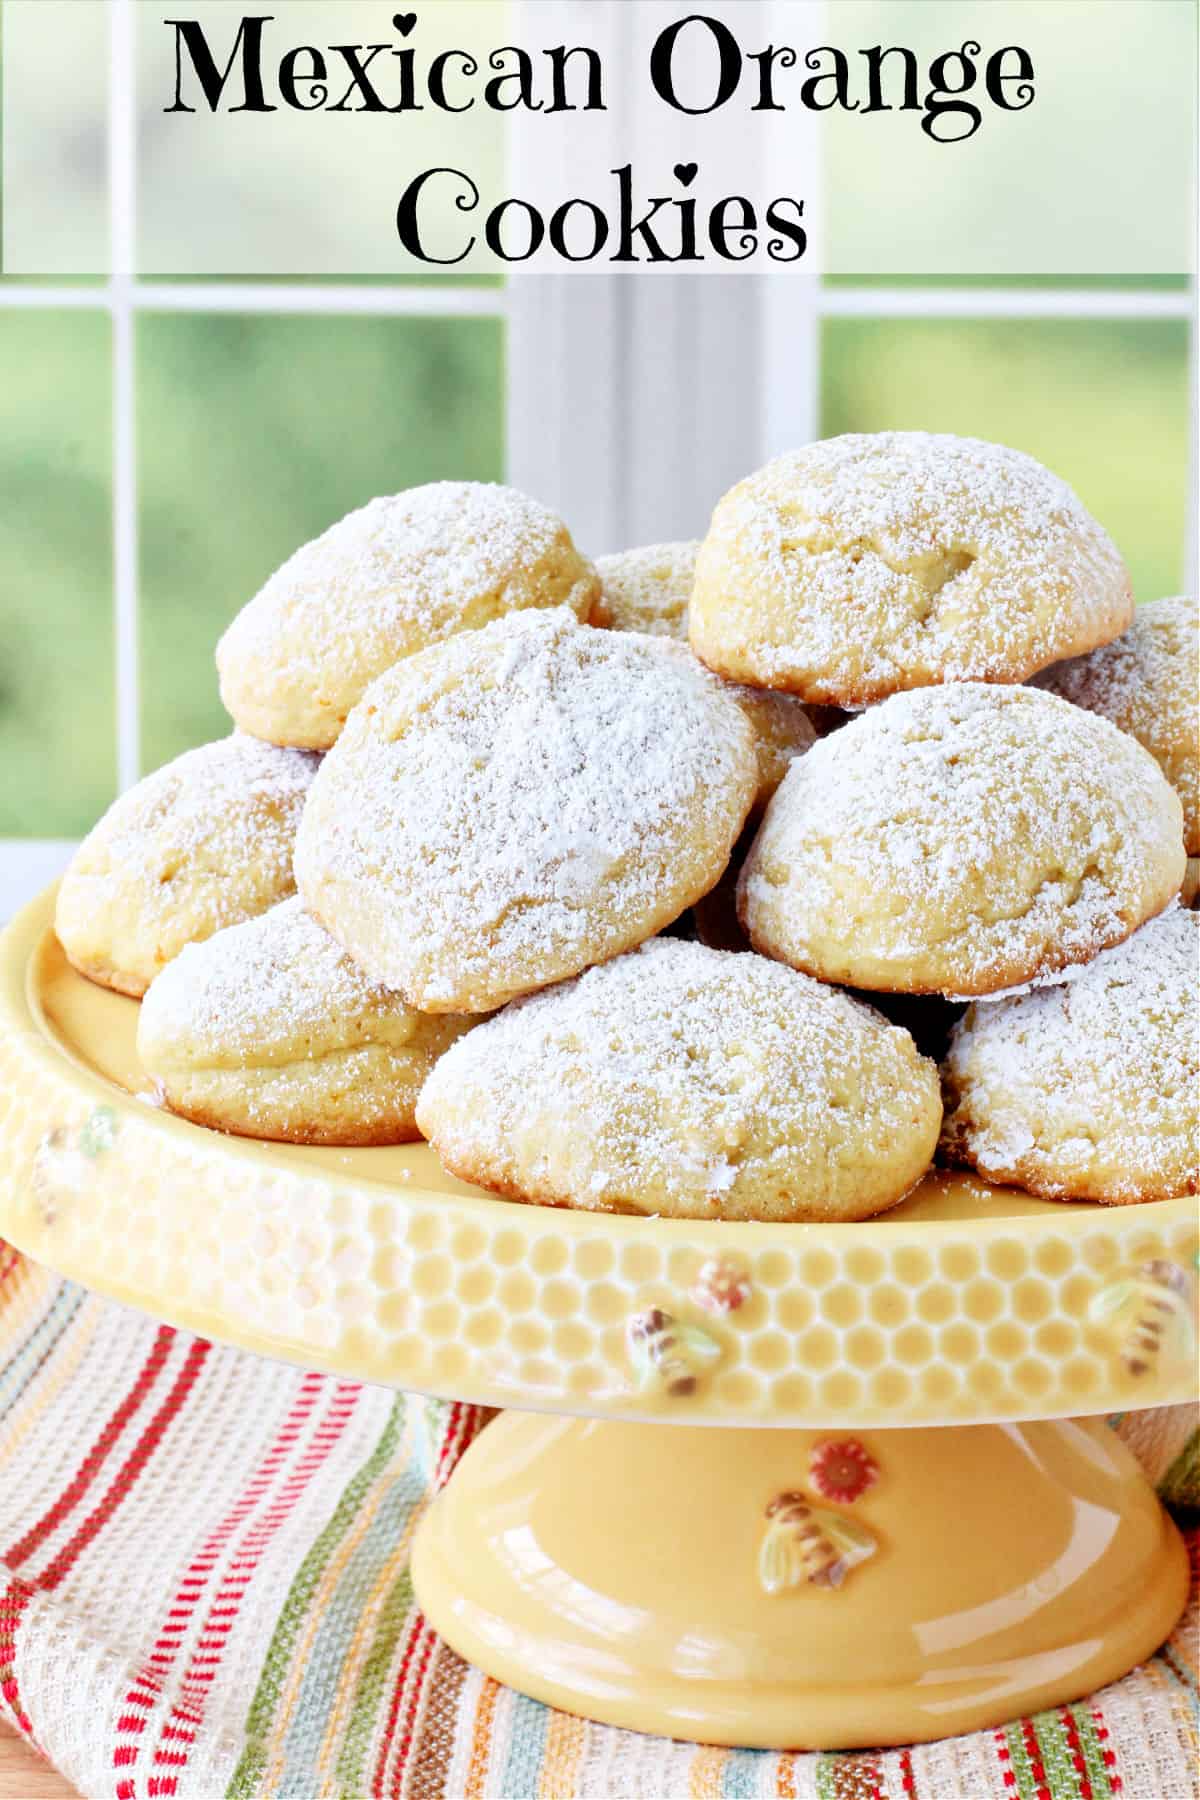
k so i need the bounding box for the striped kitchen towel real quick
[0,1242,1196,1800]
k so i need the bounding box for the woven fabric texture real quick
[0,1243,1196,1800]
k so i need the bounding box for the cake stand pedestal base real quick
[412,1413,1188,1750]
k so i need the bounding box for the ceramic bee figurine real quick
[627,1307,722,1398]
[78,1105,119,1157]
[29,1106,119,1227]
[758,1491,878,1595]
[1088,1259,1198,1378]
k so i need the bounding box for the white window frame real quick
[0,0,1195,916]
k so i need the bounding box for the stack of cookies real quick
[56,438,1199,1221]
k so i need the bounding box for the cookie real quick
[138,899,471,1145]
[691,826,753,953]
[593,540,815,807]
[854,991,965,1069]
[739,683,1185,998]
[1184,858,1199,909]
[55,735,319,998]
[940,907,1199,1203]
[591,540,697,638]
[295,609,758,1013]
[416,938,942,1222]
[690,433,1132,704]
[217,482,599,749]
[1037,595,1199,853]
[731,683,817,808]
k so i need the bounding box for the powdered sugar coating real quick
[417,938,942,1222]
[690,433,1132,702]
[592,541,816,806]
[734,682,818,805]
[56,735,319,998]
[217,482,599,749]
[1037,595,1199,853]
[592,541,699,637]
[941,907,1199,1202]
[296,609,758,1013]
[141,897,441,1064]
[739,683,1185,997]
[138,898,471,1144]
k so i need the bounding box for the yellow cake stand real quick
[0,890,1195,1749]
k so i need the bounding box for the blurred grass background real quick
[135,312,503,772]
[0,309,115,835]
[0,308,504,834]
[0,297,1191,836]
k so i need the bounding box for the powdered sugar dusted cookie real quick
[295,609,758,1013]
[591,540,698,638]
[138,899,471,1144]
[1038,595,1199,853]
[217,482,599,749]
[941,907,1199,1203]
[593,540,815,807]
[734,683,818,806]
[56,735,319,998]
[650,638,814,811]
[739,683,1185,998]
[417,938,942,1222]
[690,433,1132,703]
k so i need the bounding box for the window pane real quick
[820,317,1189,603]
[822,275,1190,291]
[142,274,503,288]
[136,312,505,771]
[0,309,115,835]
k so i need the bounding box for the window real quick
[1,7,1194,914]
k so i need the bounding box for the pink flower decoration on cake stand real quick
[808,1439,879,1504]
[690,1255,752,1315]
